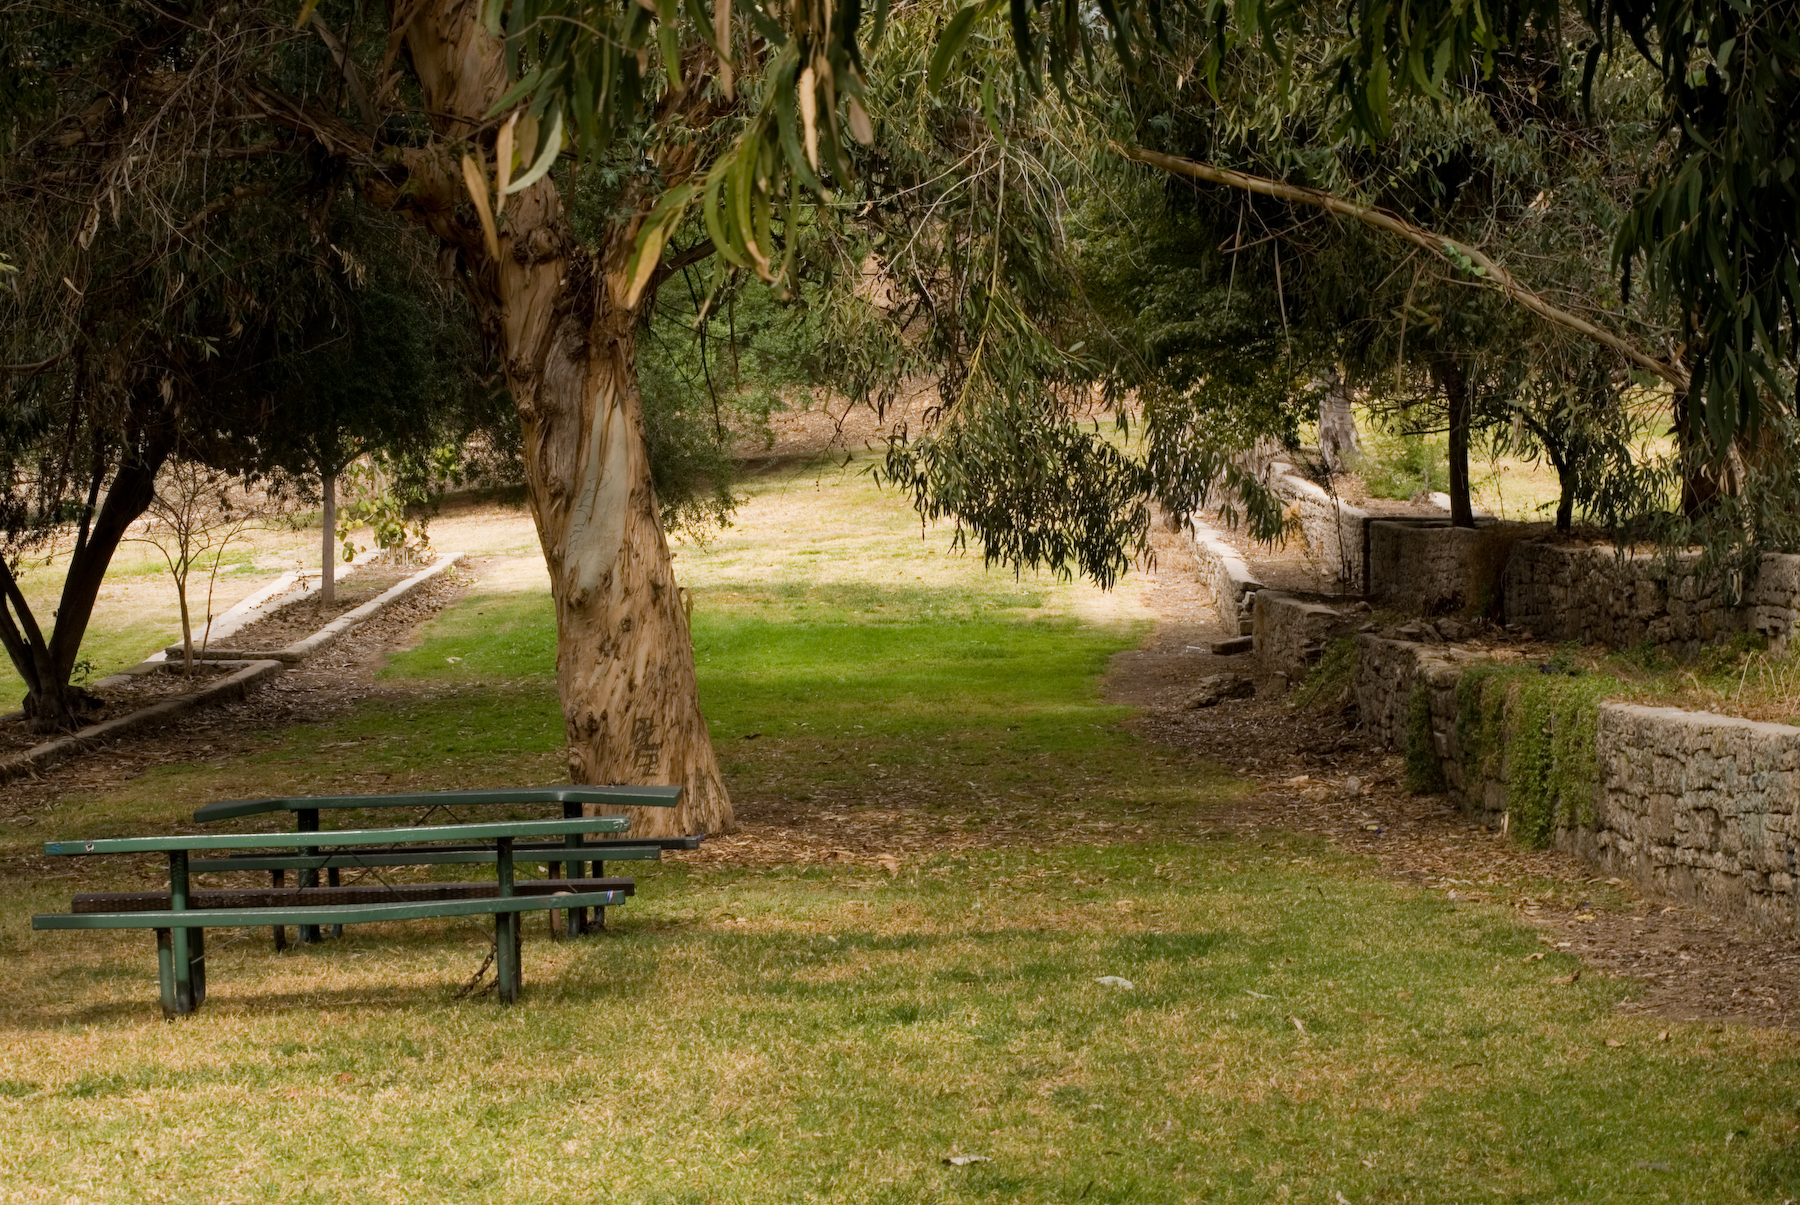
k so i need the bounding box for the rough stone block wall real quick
[1353,633,1800,933]
[1744,553,1800,653]
[1353,635,1436,751]
[1273,467,1370,593]
[1502,543,1748,657]
[1212,445,1371,592]
[1367,520,1547,617]
[1582,704,1800,931]
[1252,592,1352,681]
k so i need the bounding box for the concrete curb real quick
[275,552,464,661]
[0,551,466,785]
[1188,513,1265,635]
[0,660,284,785]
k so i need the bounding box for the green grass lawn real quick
[2,460,1797,1202]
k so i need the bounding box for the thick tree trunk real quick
[523,299,730,837]
[321,472,336,606]
[392,1,732,836]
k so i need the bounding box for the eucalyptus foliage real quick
[486,0,1794,462]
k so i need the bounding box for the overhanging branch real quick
[1115,143,1688,391]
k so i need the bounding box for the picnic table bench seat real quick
[189,786,690,946]
[191,785,685,823]
[69,877,638,912]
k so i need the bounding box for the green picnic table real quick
[32,786,707,1016]
[35,817,636,1013]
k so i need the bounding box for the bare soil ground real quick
[0,571,470,823]
[0,562,429,757]
[219,562,422,649]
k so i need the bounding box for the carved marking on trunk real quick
[631,717,661,774]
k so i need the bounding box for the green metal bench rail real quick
[44,816,630,856]
[193,785,683,822]
[71,878,636,912]
[189,845,662,872]
[186,835,698,873]
[33,889,628,930]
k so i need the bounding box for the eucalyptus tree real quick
[1050,0,1682,530]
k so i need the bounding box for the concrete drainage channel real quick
[0,551,466,786]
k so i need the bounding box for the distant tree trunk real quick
[377,0,733,837]
[0,410,175,730]
[1434,358,1475,528]
[1554,461,1575,531]
[1317,368,1359,473]
[1672,375,1723,518]
[321,471,336,606]
[176,570,196,676]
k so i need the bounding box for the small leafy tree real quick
[130,464,268,676]
[332,456,434,568]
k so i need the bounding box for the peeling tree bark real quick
[375,1,732,836]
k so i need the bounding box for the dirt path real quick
[1112,519,1800,1030]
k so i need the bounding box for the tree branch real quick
[649,239,717,294]
[0,348,73,376]
[1114,143,1689,391]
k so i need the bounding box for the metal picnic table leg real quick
[594,860,606,931]
[168,850,198,1015]
[328,866,343,939]
[155,928,178,1016]
[270,869,288,951]
[562,802,585,938]
[299,808,321,944]
[190,925,206,1007]
[494,837,520,1005]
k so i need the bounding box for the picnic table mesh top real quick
[45,816,634,856]
[192,785,683,822]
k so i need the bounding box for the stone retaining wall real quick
[1252,592,1355,681]
[1583,704,1800,931]
[1272,464,1370,593]
[1353,633,1800,932]
[1367,520,1547,617]
[1504,542,1743,656]
[1503,542,1800,658]
[1212,445,1374,592]
[1188,516,1264,636]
